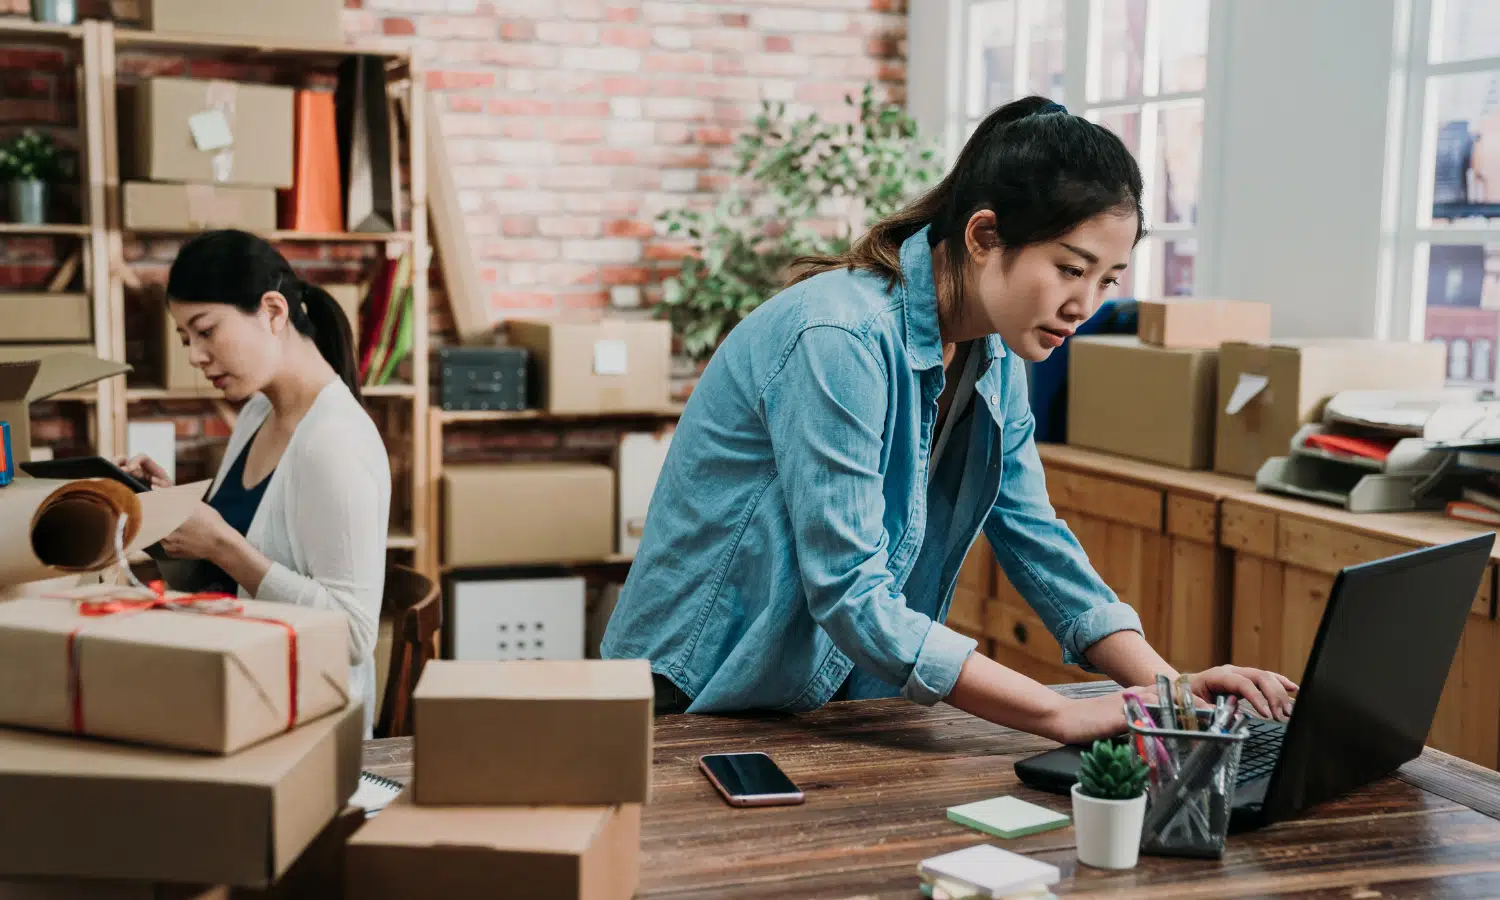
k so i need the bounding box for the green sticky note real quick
[946,796,1070,839]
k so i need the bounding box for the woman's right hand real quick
[114,454,173,489]
[1041,688,1160,745]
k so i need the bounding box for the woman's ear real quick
[260,290,291,334]
[963,209,1000,265]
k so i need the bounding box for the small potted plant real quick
[0,130,65,226]
[1071,740,1149,869]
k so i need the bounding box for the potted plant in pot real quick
[1071,740,1149,870]
[0,130,65,226]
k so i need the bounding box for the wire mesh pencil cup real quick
[1127,715,1248,859]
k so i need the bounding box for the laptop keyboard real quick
[1235,718,1287,786]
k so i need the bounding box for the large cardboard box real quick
[506,319,671,414]
[346,792,640,900]
[442,464,614,568]
[0,596,350,754]
[1067,336,1218,469]
[0,294,91,343]
[1214,339,1448,477]
[413,659,652,806]
[1136,299,1272,349]
[152,303,215,393]
[0,702,362,887]
[616,431,672,558]
[0,353,129,463]
[124,182,277,233]
[140,0,343,45]
[121,79,294,189]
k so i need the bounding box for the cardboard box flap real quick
[355,792,610,854]
[413,659,653,702]
[0,362,40,406]
[23,354,130,403]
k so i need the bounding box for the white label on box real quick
[594,339,629,376]
[1225,373,1270,416]
[188,108,234,152]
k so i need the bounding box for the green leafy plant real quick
[658,84,942,359]
[0,129,65,182]
[1078,740,1149,800]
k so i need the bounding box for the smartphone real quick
[698,752,804,807]
[20,456,151,493]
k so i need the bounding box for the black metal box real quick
[439,346,529,411]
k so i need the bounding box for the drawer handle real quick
[1013,622,1028,644]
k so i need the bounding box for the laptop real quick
[1014,533,1495,832]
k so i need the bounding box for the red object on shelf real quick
[1302,432,1400,462]
[279,90,343,233]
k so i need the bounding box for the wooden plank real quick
[424,93,489,342]
[1221,498,1276,557]
[986,599,1108,684]
[1478,565,1496,620]
[1276,516,1412,577]
[1227,488,1500,563]
[1280,565,1334,683]
[1458,616,1500,769]
[1044,468,1163,532]
[948,540,991,636]
[1037,443,1253,500]
[1102,521,1168,647]
[1166,493,1218,543]
[1230,554,1285,672]
[1167,538,1232,673]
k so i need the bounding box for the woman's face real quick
[964,211,1137,362]
[168,292,288,401]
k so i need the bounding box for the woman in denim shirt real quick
[603,97,1296,743]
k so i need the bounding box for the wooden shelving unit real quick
[0,17,430,560]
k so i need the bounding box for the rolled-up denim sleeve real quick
[762,325,976,705]
[981,357,1142,670]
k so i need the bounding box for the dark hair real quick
[789,96,1146,299]
[167,229,362,404]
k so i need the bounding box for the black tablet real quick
[20,456,152,493]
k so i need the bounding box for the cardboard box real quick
[0,702,362,887]
[0,294,92,343]
[1136,299,1272,349]
[0,596,350,754]
[141,0,343,46]
[346,792,640,900]
[616,432,672,557]
[413,659,652,806]
[0,353,129,463]
[506,319,671,414]
[1067,336,1218,469]
[1214,339,1448,477]
[121,79,294,189]
[153,303,214,393]
[442,464,614,568]
[124,182,277,233]
[0,882,219,899]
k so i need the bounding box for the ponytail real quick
[289,281,362,405]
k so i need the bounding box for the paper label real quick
[1225,373,1270,416]
[594,339,628,376]
[188,109,234,152]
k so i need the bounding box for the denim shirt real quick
[601,226,1143,712]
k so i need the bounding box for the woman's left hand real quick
[159,502,232,562]
[1188,665,1299,722]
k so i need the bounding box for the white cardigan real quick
[208,380,391,738]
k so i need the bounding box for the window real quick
[957,0,1212,299]
[1388,0,1500,385]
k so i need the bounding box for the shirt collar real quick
[900,225,1008,370]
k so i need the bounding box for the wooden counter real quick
[363,683,1500,898]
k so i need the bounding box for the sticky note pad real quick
[946,796,1070,839]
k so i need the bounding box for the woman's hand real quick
[1042,687,1159,745]
[159,502,232,562]
[1188,665,1298,722]
[114,454,173,489]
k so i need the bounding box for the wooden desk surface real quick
[362,683,1500,898]
[1037,443,1253,501]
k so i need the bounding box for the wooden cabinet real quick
[1221,493,1500,768]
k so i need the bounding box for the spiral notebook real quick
[351,770,404,817]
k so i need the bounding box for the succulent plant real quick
[1078,739,1149,800]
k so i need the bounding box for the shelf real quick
[363,384,417,398]
[113,28,409,62]
[387,532,417,550]
[0,17,84,44]
[126,228,412,244]
[126,387,218,402]
[0,222,90,236]
[439,406,686,425]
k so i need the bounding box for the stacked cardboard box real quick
[346,659,651,900]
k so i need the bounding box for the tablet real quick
[20,456,151,493]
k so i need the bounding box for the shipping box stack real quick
[346,659,650,900]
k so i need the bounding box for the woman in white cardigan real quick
[118,230,391,738]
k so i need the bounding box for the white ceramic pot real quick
[1071,782,1146,870]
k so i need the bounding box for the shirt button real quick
[990,394,999,405]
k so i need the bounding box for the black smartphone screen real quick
[701,753,799,797]
[20,456,150,493]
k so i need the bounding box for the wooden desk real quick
[362,684,1500,898]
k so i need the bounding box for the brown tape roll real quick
[29,479,143,572]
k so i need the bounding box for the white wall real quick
[1200,0,1401,339]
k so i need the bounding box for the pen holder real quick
[1127,719,1247,859]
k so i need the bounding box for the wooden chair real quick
[375,563,441,739]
